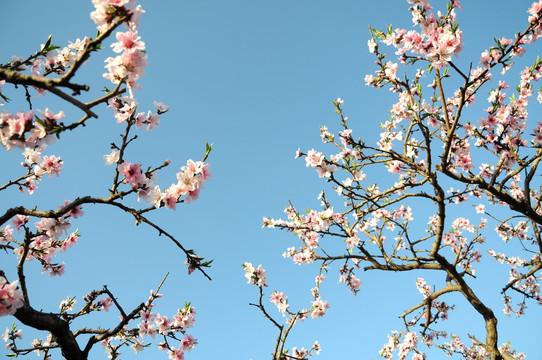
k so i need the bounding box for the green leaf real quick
[44,34,53,49]
[43,45,60,53]
[41,34,60,53]
[387,24,393,36]
[0,92,10,103]
[201,259,213,267]
[34,115,46,127]
[451,23,459,34]
[204,141,213,161]
[49,126,62,135]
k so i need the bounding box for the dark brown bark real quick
[15,303,85,360]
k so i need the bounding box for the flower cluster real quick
[264,2,542,359]
[82,289,198,359]
[135,302,197,359]
[289,342,322,359]
[305,149,338,178]
[107,96,164,130]
[264,206,336,265]
[0,109,58,151]
[96,0,147,93]
[380,331,423,360]
[269,291,289,315]
[0,278,24,316]
[368,0,463,78]
[0,1,210,360]
[243,264,326,359]
[113,158,211,209]
[6,205,81,277]
[59,296,77,313]
[90,0,145,33]
[242,262,267,287]
[309,298,329,319]
[338,264,362,295]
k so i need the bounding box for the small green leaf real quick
[387,24,393,35]
[203,141,213,161]
[0,93,10,103]
[34,115,46,127]
[49,126,62,135]
[44,34,53,49]
[43,45,60,53]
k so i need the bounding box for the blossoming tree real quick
[253,1,542,359]
[0,1,211,359]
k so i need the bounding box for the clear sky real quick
[1,1,541,359]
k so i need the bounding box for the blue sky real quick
[1,1,541,359]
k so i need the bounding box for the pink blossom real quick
[35,155,62,177]
[118,161,145,188]
[0,278,24,316]
[145,185,164,208]
[59,297,77,312]
[242,262,267,287]
[387,160,404,174]
[168,347,185,360]
[292,248,315,265]
[130,339,145,354]
[99,297,113,312]
[103,48,148,92]
[528,1,542,23]
[103,149,120,165]
[61,233,79,252]
[38,108,65,126]
[199,162,212,181]
[91,0,139,32]
[180,334,196,351]
[368,38,377,53]
[1,327,9,341]
[176,171,198,195]
[23,177,38,195]
[416,278,432,298]
[384,61,399,79]
[345,274,362,294]
[173,304,196,330]
[146,112,160,131]
[22,147,42,165]
[7,112,28,137]
[47,262,66,276]
[185,187,200,203]
[312,341,322,355]
[11,215,29,230]
[163,186,180,210]
[269,291,289,315]
[365,74,376,86]
[111,30,145,53]
[316,161,338,178]
[475,204,485,214]
[305,149,324,167]
[154,101,169,113]
[137,321,157,339]
[291,347,308,358]
[59,200,84,219]
[310,299,329,318]
[155,314,172,334]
